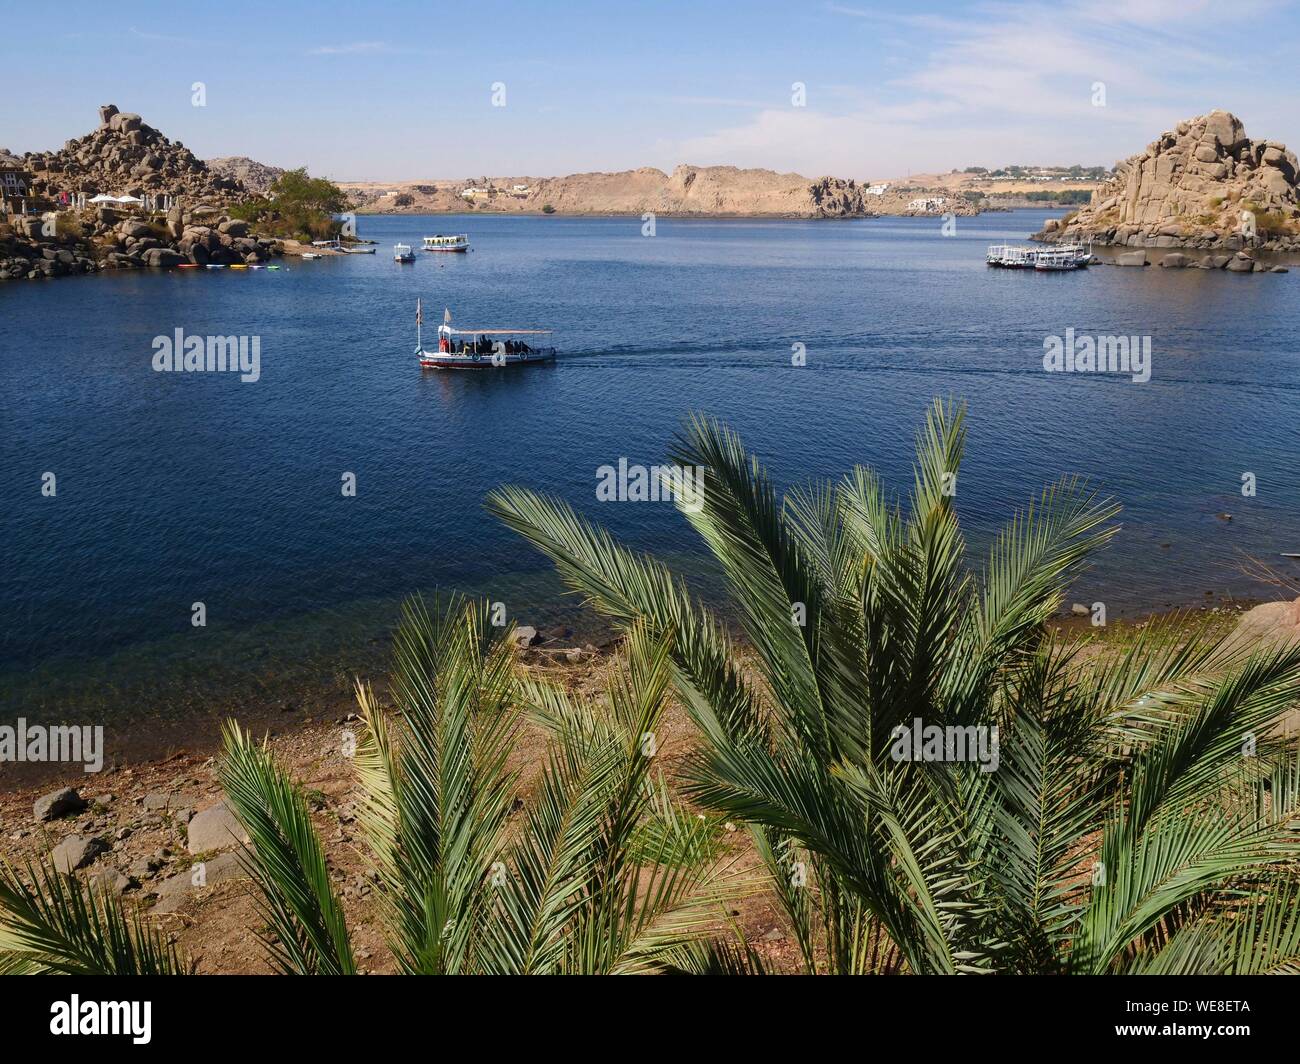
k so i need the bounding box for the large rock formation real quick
[206,156,285,196]
[24,103,250,205]
[1,106,284,281]
[1037,111,1300,253]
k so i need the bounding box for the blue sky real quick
[4,0,1297,181]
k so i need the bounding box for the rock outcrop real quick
[186,800,250,854]
[25,103,249,205]
[33,787,87,823]
[1,106,285,281]
[1036,111,1300,253]
[206,155,285,196]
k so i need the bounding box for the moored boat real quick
[987,242,1093,269]
[987,244,1038,268]
[311,239,376,254]
[415,303,555,369]
[422,234,470,253]
[394,243,416,262]
[1034,248,1081,271]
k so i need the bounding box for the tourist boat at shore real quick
[422,234,470,253]
[394,243,416,262]
[415,303,555,369]
[987,242,1095,269]
[1034,248,1082,271]
[311,239,376,254]
[987,244,1038,268]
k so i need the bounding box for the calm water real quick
[3,210,1299,726]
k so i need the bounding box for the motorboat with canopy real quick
[415,303,555,369]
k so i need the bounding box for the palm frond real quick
[0,860,191,975]
[219,720,355,975]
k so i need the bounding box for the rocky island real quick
[0,106,312,281]
[1036,111,1299,271]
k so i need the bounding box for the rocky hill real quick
[1,106,283,281]
[1036,111,1299,252]
[206,156,285,196]
[23,104,251,206]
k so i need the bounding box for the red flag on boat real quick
[416,299,423,325]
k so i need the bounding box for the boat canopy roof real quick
[438,325,552,335]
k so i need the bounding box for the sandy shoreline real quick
[1,597,1262,788]
[0,598,1258,785]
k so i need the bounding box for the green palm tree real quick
[1,598,746,976]
[0,860,192,974]
[488,399,1300,974]
[219,596,747,974]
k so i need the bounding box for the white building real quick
[865,183,889,196]
[907,196,947,211]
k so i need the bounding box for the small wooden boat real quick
[422,234,470,253]
[414,304,555,369]
[301,252,323,260]
[394,243,416,263]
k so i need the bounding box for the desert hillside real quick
[341,164,887,218]
[341,164,1097,219]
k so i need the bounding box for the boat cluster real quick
[987,243,1096,271]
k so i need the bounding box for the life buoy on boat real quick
[472,352,481,361]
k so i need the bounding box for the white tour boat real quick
[394,243,416,262]
[422,234,470,253]
[415,303,555,369]
[987,242,1094,269]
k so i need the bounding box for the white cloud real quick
[671,0,1297,177]
[308,41,389,56]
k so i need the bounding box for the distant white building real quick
[460,187,490,200]
[865,183,889,196]
[907,196,947,211]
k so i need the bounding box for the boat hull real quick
[418,348,556,369]
[422,247,469,253]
